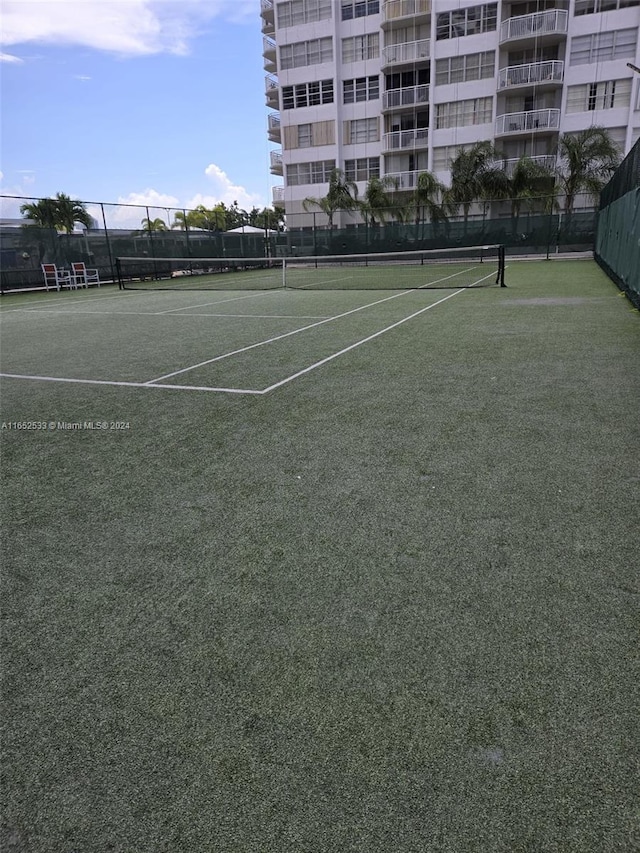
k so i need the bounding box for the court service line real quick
[155,289,283,314]
[262,273,496,393]
[5,308,330,320]
[0,373,264,395]
[145,265,479,384]
[1,289,140,313]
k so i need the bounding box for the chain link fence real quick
[1,194,598,293]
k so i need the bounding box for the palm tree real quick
[359,175,399,227]
[411,171,456,239]
[140,217,168,232]
[19,198,59,229]
[448,142,508,234]
[303,168,359,229]
[556,126,620,221]
[53,192,93,233]
[504,156,556,234]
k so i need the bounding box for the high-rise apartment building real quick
[261,0,640,227]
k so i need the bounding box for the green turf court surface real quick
[1,260,638,852]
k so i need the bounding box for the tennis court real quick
[2,257,639,852]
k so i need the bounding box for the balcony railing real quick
[383,0,431,23]
[383,128,429,152]
[498,60,564,89]
[270,150,283,174]
[382,39,430,66]
[268,113,281,141]
[383,170,421,190]
[263,36,276,57]
[495,108,561,135]
[383,84,429,110]
[272,186,285,206]
[500,9,568,43]
[502,155,557,175]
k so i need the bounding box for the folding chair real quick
[41,263,73,291]
[70,262,100,288]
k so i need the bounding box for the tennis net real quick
[117,245,506,292]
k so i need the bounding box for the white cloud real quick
[0,52,24,63]
[202,163,265,211]
[1,0,256,58]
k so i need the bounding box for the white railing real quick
[495,109,561,135]
[383,84,429,110]
[383,0,431,22]
[261,0,273,12]
[383,128,429,152]
[263,37,276,55]
[272,186,284,204]
[498,60,564,89]
[268,113,281,140]
[270,151,283,171]
[383,170,421,190]
[382,39,430,66]
[500,9,568,43]
[502,155,557,175]
[265,74,278,92]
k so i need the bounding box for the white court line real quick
[5,308,329,320]
[0,289,139,313]
[0,373,263,395]
[156,289,283,314]
[146,265,479,384]
[263,290,466,393]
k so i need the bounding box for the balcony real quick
[272,186,285,207]
[383,128,429,152]
[500,10,568,44]
[270,150,283,176]
[382,84,429,110]
[498,60,564,90]
[260,0,275,34]
[382,0,431,27]
[267,112,281,142]
[382,39,430,68]
[265,74,279,108]
[495,109,561,136]
[502,155,557,176]
[263,36,277,73]
[383,170,421,190]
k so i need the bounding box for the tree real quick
[19,193,92,232]
[504,156,556,233]
[556,126,620,220]
[53,192,93,233]
[448,142,508,234]
[19,198,60,230]
[359,176,399,227]
[411,171,456,238]
[140,217,168,232]
[303,168,359,229]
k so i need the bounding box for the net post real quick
[282,258,286,289]
[499,246,507,287]
[116,257,123,290]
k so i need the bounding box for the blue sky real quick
[0,0,277,227]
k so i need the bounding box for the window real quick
[566,79,632,112]
[435,97,493,129]
[570,29,637,65]
[575,0,638,14]
[287,159,335,185]
[435,51,495,85]
[345,117,379,144]
[281,37,333,70]
[436,4,497,40]
[344,157,380,181]
[277,0,332,28]
[342,32,379,63]
[297,124,312,147]
[343,75,379,103]
[432,144,474,171]
[282,79,334,110]
[341,0,379,19]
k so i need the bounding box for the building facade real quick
[261,0,640,227]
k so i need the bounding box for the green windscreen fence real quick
[595,138,640,309]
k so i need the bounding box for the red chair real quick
[70,262,100,288]
[41,263,73,291]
